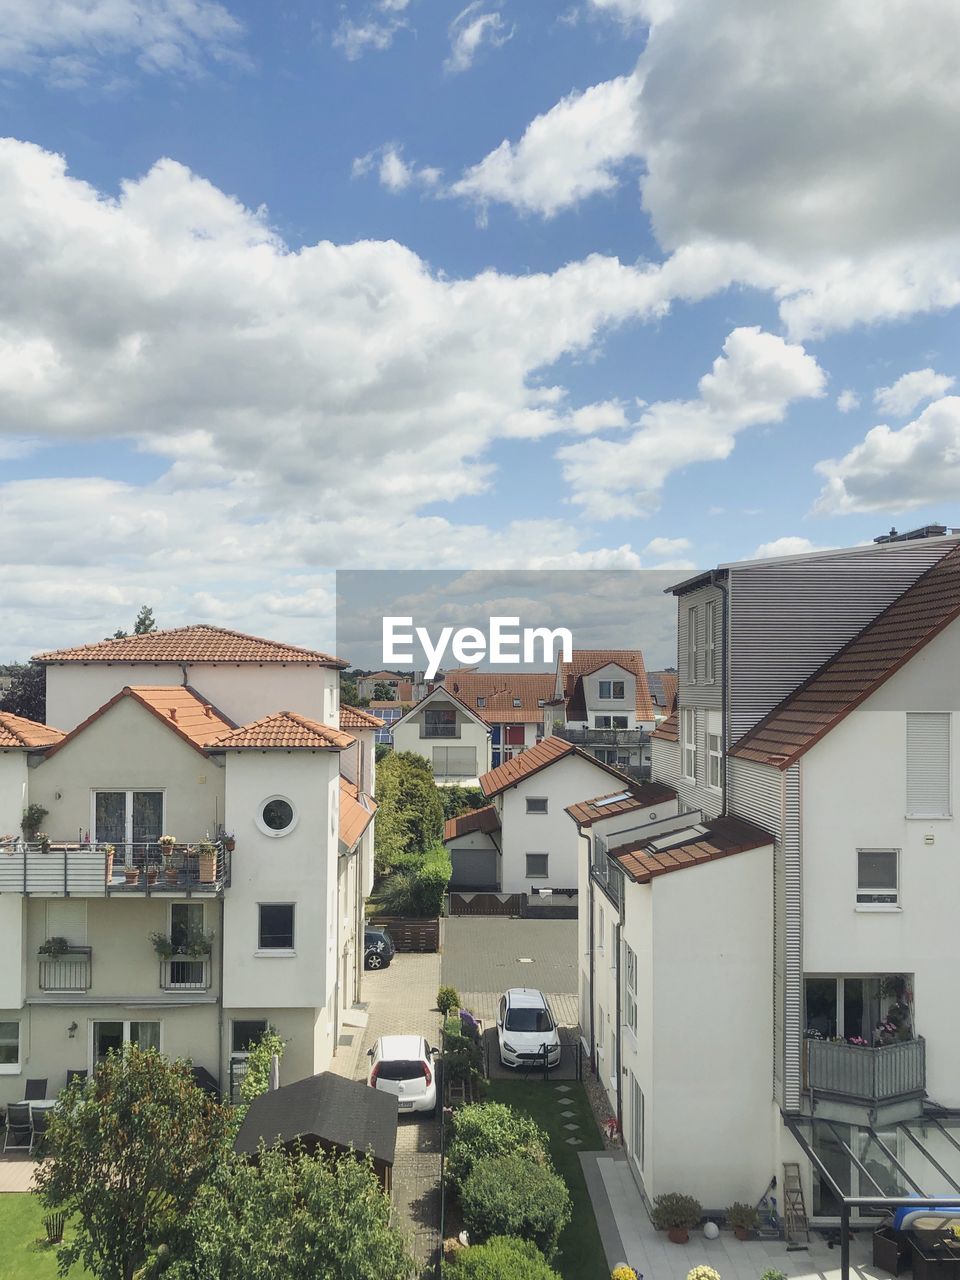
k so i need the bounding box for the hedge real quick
[460,1155,571,1261]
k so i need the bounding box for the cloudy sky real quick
[2,0,959,660]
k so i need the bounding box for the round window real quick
[257,796,298,837]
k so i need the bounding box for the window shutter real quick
[46,901,87,945]
[906,712,951,816]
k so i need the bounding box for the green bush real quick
[446,1103,550,1192]
[650,1192,702,1231]
[725,1201,757,1231]
[440,785,487,822]
[448,1235,561,1279]
[460,1155,571,1261]
[374,751,444,877]
[438,986,461,1015]
[380,842,452,917]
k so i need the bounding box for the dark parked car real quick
[364,926,395,970]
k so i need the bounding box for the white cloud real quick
[445,5,513,74]
[873,368,955,417]
[814,396,960,515]
[557,327,825,517]
[643,536,690,556]
[352,145,441,193]
[0,0,244,82]
[752,536,829,559]
[332,17,402,59]
[837,389,860,413]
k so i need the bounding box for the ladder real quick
[782,1162,810,1245]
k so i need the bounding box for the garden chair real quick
[2,1102,32,1152]
[23,1078,47,1100]
[65,1069,87,1087]
[29,1107,51,1155]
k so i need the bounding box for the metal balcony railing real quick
[38,946,92,992]
[0,839,231,896]
[160,957,211,991]
[805,1036,926,1104]
[554,727,646,746]
[420,724,461,739]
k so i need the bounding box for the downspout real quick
[583,826,596,1069]
[217,896,225,1097]
[711,570,729,816]
[614,911,623,1136]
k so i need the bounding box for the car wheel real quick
[365,952,383,970]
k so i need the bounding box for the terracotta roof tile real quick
[43,686,234,760]
[731,543,960,769]
[35,624,347,668]
[214,711,354,751]
[340,776,377,850]
[339,705,385,730]
[565,780,677,826]
[0,712,65,749]
[559,650,656,722]
[480,734,631,797]
[609,815,773,884]
[443,804,501,842]
[647,670,679,711]
[651,709,678,742]
[440,672,555,725]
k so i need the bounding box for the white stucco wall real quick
[391,696,491,784]
[0,896,26,1011]
[0,750,29,836]
[577,662,639,728]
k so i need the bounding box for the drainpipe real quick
[614,913,623,1136]
[217,896,225,1096]
[583,827,596,1069]
[711,570,729,816]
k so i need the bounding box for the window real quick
[704,599,717,683]
[476,696,486,709]
[526,797,548,814]
[681,707,696,781]
[537,699,545,708]
[624,942,637,1033]
[686,605,698,683]
[232,1019,268,1053]
[906,712,951,817]
[857,849,899,907]
[432,746,477,777]
[595,715,628,729]
[93,1020,160,1067]
[168,903,206,987]
[513,697,522,708]
[93,790,163,847]
[258,903,295,950]
[0,1021,20,1072]
[526,853,549,878]
[708,731,722,792]
[631,1074,645,1171]
[598,680,625,699]
[257,796,297,837]
[424,707,458,738]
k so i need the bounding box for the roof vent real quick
[168,707,177,721]
[874,524,951,544]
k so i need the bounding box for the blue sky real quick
[1,0,959,660]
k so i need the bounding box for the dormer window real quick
[513,698,522,708]
[477,697,486,708]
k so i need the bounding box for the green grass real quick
[486,1080,609,1280]
[0,1194,90,1280]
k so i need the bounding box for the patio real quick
[0,1153,38,1194]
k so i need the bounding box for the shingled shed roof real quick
[731,543,960,769]
[43,686,234,760]
[212,711,354,751]
[559,650,656,722]
[443,804,501,842]
[340,778,377,850]
[479,735,631,797]
[651,709,678,742]
[0,712,65,749]
[35,624,348,669]
[609,815,773,884]
[565,780,677,827]
[339,705,385,730]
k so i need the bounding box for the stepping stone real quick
[561,1110,576,1118]
[556,1085,571,1093]
[563,1123,580,1131]
[565,1137,582,1146]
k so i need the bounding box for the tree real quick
[162,1144,416,1280]
[340,676,359,706]
[239,1029,285,1105]
[440,785,486,822]
[110,604,157,639]
[373,751,444,878]
[371,682,395,701]
[35,1046,232,1280]
[0,660,45,722]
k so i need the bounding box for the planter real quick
[223,838,236,852]
[198,852,217,884]
[124,867,140,885]
[874,1226,910,1276]
[734,1226,749,1241]
[146,867,159,885]
[668,1228,690,1245]
[164,867,179,885]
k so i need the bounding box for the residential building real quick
[577,531,960,1217]
[645,669,678,722]
[438,670,554,766]
[389,686,491,786]
[0,626,378,1107]
[549,650,656,778]
[367,700,411,746]
[355,672,425,704]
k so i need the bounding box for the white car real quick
[497,988,561,1069]
[367,1034,438,1114]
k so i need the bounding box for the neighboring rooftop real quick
[44,686,234,760]
[0,711,65,750]
[609,815,773,884]
[559,650,656,722]
[731,543,960,769]
[35,624,348,669]
[440,672,555,725]
[443,804,501,843]
[480,734,629,797]
[650,709,678,742]
[339,705,386,731]
[212,711,354,752]
[647,670,678,712]
[565,780,677,827]
[340,777,377,850]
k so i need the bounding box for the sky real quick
[2,0,959,661]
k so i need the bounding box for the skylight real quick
[594,792,632,807]
[647,826,705,851]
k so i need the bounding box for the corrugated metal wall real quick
[677,582,723,712]
[651,737,681,792]
[782,763,803,1110]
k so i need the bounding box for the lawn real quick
[486,1079,609,1280]
[0,1194,89,1280]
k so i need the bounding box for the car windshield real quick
[376,1059,424,1080]
[505,1008,553,1033]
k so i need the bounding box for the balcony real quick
[420,724,461,739]
[160,956,211,991]
[554,727,646,746]
[0,839,231,896]
[804,1036,926,1106]
[38,946,92,993]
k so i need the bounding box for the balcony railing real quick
[160,956,211,991]
[554,727,647,746]
[420,724,461,739]
[804,1036,926,1105]
[38,946,92,992]
[0,839,230,896]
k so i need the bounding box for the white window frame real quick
[476,696,486,709]
[624,941,638,1035]
[89,1019,162,1071]
[631,1073,645,1172]
[704,599,717,684]
[707,731,722,792]
[0,1020,20,1074]
[598,680,625,700]
[256,795,299,838]
[906,711,951,818]
[681,707,696,781]
[230,1018,268,1057]
[90,789,166,846]
[257,902,296,954]
[525,852,549,879]
[526,797,548,815]
[856,848,900,910]
[686,605,698,684]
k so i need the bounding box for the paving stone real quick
[564,1122,581,1131]
[566,1136,582,1146]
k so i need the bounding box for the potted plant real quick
[149,931,175,959]
[103,843,115,881]
[726,1201,758,1240]
[39,936,70,958]
[184,928,214,958]
[220,831,236,852]
[195,839,217,884]
[36,831,51,854]
[124,863,141,885]
[22,803,49,841]
[651,1192,703,1244]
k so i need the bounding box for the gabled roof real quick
[565,780,677,827]
[34,624,348,669]
[479,735,631,798]
[647,670,679,711]
[0,712,65,749]
[651,709,678,742]
[391,685,490,732]
[443,804,501,843]
[43,686,234,760]
[339,705,385,731]
[212,711,354,752]
[440,672,555,725]
[340,777,377,851]
[609,815,773,884]
[559,650,656,722]
[731,544,960,769]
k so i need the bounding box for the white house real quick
[438,670,554,767]
[389,685,492,786]
[582,530,960,1220]
[0,625,378,1106]
[548,650,656,777]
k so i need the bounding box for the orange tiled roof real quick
[480,735,630,798]
[731,543,960,769]
[609,815,773,884]
[34,624,347,669]
[43,686,234,760]
[565,781,677,827]
[441,672,555,726]
[651,709,678,742]
[443,804,501,842]
[339,705,385,730]
[340,776,377,850]
[213,711,355,751]
[648,670,679,711]
[0,712,65,749]
[560,650,656,722]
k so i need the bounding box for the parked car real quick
[367,1034,438,1114]
[496,988,561,1069]
[364,926,395,970]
